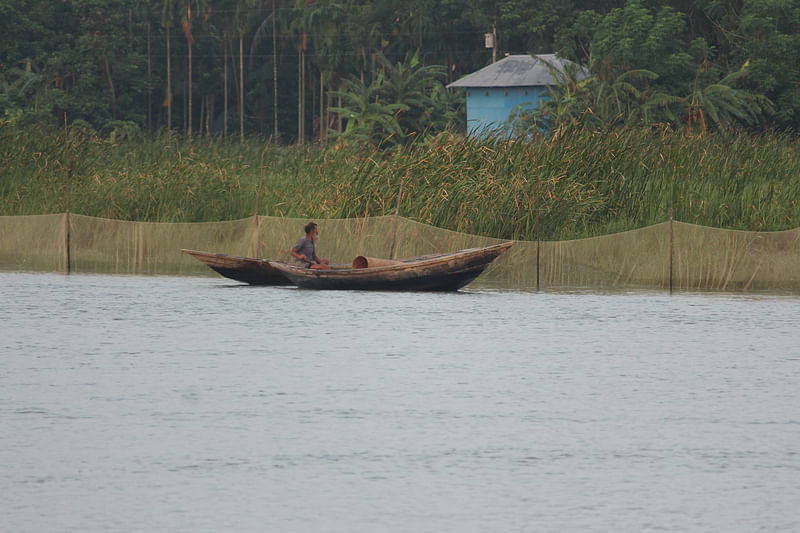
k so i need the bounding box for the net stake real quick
[64,113,71,275]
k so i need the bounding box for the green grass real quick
[1,123,798,241]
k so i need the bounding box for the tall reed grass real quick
[1,124,798,240]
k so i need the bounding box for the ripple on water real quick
[1,272,799,532]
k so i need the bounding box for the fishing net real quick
[1,213,798,291]
[0,214,68,273]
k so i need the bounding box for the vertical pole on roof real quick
[64,112,71,275]
[492,22,497,64]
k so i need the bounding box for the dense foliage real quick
[2,0,799,141]
[2,124,799,239]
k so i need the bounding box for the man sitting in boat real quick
[290,221,330,269]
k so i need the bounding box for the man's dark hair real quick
[304,221,317,234]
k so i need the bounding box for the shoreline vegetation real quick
[1,125,798,242]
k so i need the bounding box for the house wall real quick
[465,86,548,135]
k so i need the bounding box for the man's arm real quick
[290,244,309,262]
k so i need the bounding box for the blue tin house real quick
[447,54,583,135]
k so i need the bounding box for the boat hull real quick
[268,242,513,291]
[181,249,292,285]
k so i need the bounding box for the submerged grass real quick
[1,124,798,241]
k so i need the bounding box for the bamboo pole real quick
[669,200,674,294]
[389,177,405,260]
[251,137,272,257]
[64,113,71,274]
[239,34,244,143]
[255,137,271,218]
[536,170,541,291]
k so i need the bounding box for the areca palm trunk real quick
[188,37,192,137]
[104,54,116,120]
[223,30,228,138]
[320,71,325,141]
[272,0,278,140]
[147,21,152,132]
[240,33,244,143]
[166,27,172,129]
[298,44,305,145]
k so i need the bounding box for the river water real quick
[1,272,799,532]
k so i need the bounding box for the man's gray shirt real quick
[292,236,315,264]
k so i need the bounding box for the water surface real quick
[2,273,799,532]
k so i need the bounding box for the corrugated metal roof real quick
[446,54,585,88]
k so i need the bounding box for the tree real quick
[183,1,196,136]
[515,53,772,134]
[342,1,384,83]
[2,0,797,136]
[179,0,216,137]
[0,1,78,123]
[329,51,452,145]
[479,0,616,55]
[305,0,346,141]
[328,74,407,146]
[734,0,800,128]
[235,0,259,142]
[251,0,281,139]
[375,50,447,136]
[271,0,278,140]
[162,0,179,130]
[589,0,696,96]
[191,1,224,136]
[280,1,310,144]
[676,61,774,133]
[511,59,597,133]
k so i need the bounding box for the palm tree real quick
[516,59,596,132]
[250,1,280,140]
[4,59,48,114]
[305,0,346,141]
[204,0,233,138]
[328,51,452,146]
[271,0,278,140]
[275,2,304,143]
[512,57,672,133]
[375,50,446,136]
[235,0,259,142]
[293,3,308,144]
[343,2,383,84]
[222,25,230,137]
[182,1,197,137]
[161,0,178,130]
[282,0,336,144]
[328,75,408,146]
[680,62,774,134]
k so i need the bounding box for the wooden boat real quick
[181,249,292,285]
[267,241,513,291]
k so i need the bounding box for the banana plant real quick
[375,50,446,136]
[328,74,408,146]
[679,61,774,134]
